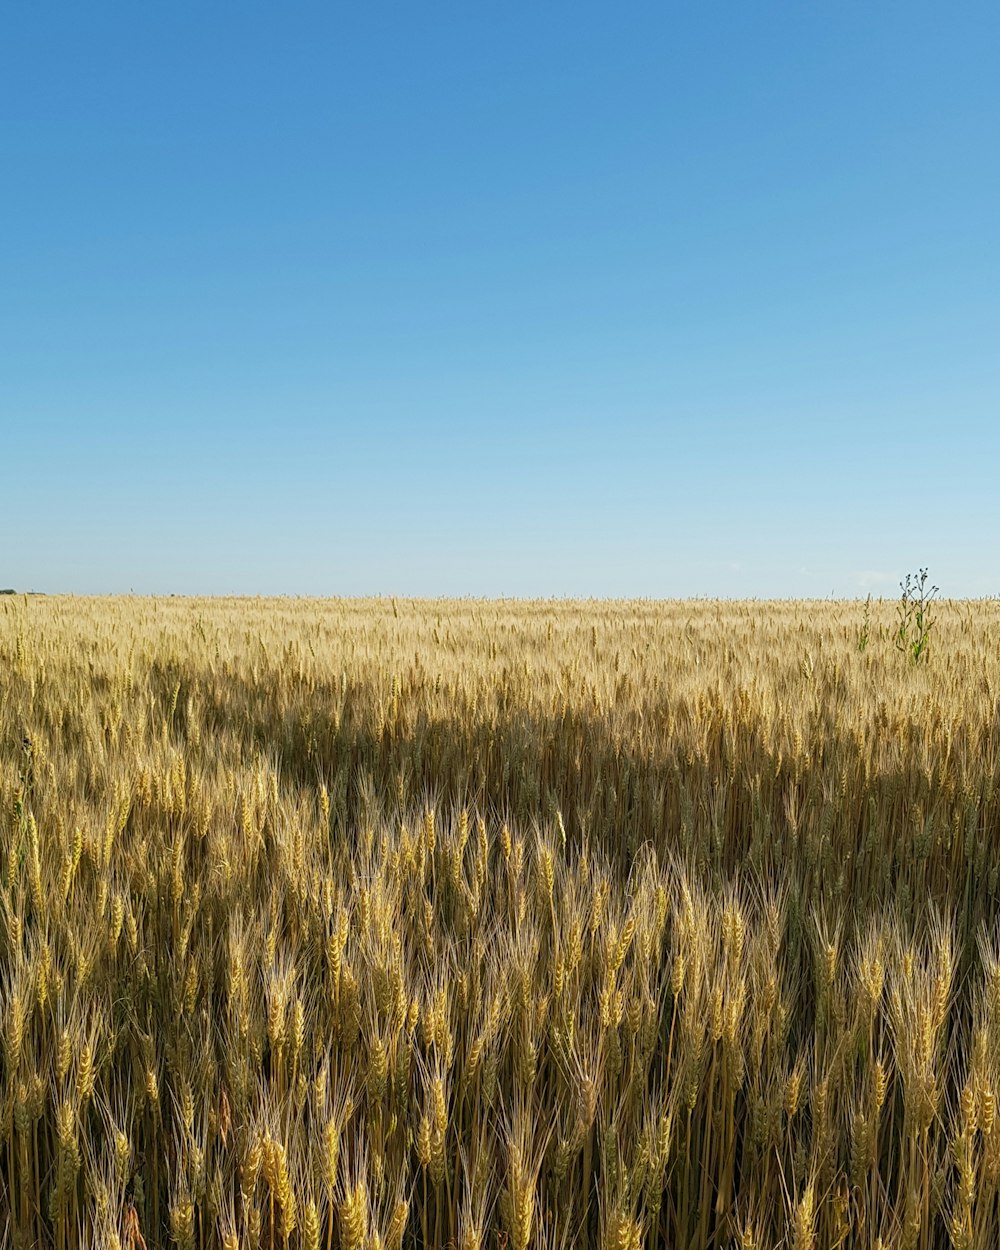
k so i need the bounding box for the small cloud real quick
[856,570,894,589]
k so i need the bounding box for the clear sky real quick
[2,3,998,597]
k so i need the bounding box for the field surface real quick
[3,596,1000,1250]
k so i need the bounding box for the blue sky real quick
[2,3,998,596]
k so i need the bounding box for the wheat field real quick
[2,594,1000,1250]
